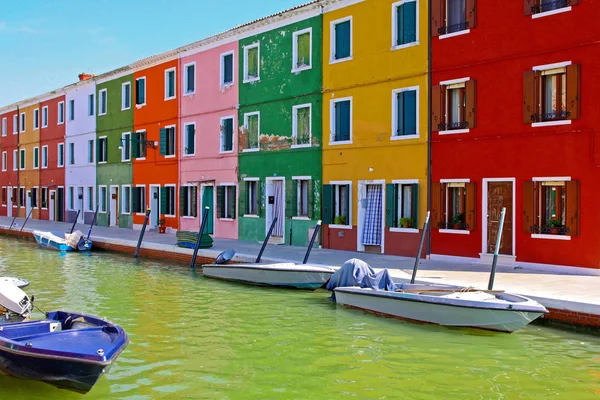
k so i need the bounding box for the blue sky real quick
[0,0,308,106]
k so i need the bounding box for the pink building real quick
[178,40,239,238]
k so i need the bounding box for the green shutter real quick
[385,184,397,228]
[411,183,419,228]
[344,185,351,222]
[191,187,197,218]
[239,181,247,216]
[159,128,167,156]
[132,134,139,159]
[322,184,333,224]
[396,4,403,46]
[229,187,236,219]
[257,181,264,218]
[180,186,186,216]
[404,90,417,135]
[132,187,140,213]
[403,1,417,44]
[307,179,315,219]
[397,92,404,135]
[224,54,233,84]
[247,47,258,78]
[287,180,296,218]
[160,187,167,215]
[224,119,233,151]
[187,125,195,154]
[202,186,214,234]
[216,186,225,219]
[335,21,351,59]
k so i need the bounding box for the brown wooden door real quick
[487,182,513,255]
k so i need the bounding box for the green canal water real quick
[0,239,598,399]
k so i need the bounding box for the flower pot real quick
[453,223,462,230]
[402,222,411,228]
[158,226,167,234]
[550,228,559,235]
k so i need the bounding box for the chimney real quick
[78,73,94,81]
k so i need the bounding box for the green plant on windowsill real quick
[546,218,562,234]
[399,217,414,228]
[451,213,463,229]
[333,215,347,225]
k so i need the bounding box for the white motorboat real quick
[0,277,29,288]
[0,281,33,321]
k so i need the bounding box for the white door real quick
[150,186,160,228]
[26,190,32,217]
[77,187,84,223]
[266,179,285,244]
[49,190,55,221]
[6,187,11,217]
[110,186,118,227]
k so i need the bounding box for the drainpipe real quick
[16,105,20,217]
[426,0,433,258]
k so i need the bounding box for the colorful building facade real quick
[321,0,429,257]
[15,102,41,220]
[430,0,600,270]
[0,107,18,217]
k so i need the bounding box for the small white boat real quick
[202,263,335,290]
[334,285,548,333]
[0,277,29,288]
[0,281,33,321]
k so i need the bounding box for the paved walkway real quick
[1,216,599,317]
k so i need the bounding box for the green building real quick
[95,70,134,228]
[237,7,323,246]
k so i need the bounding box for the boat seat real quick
[0,320,62,339]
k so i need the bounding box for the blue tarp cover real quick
[326,258,396,300]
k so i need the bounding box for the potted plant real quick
[334,215,347,225]
[451,213,463,230]
[546,218,562,235]
[158,215,167,234]
[399,217,413,228]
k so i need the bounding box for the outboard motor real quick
[0,281,33,321]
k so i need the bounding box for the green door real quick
[202,186,214,234]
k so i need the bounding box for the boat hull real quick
[202,263,334,290]
[33,232,74,252]
[334,287,546,333]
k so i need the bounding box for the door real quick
[266,179,285,241]
[360,184,384,253]
[487,181,513,255]
[201,185,214,234]
[77,187,84,223]
[49,190,55,221]
[150,186,160,228]
[6,187,11,217]
[26,190,32,217]
[110,186,118,227]
[57,188,64,222]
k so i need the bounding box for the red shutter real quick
[465,182,477,231]
[571,0,581,5]
[523,0,534,16]
[431,182,442,228]
[465,80,477,129]
[565,180,579,236]
[431,0,443,37]
[566,63,580,120]
[523,70,537,124]
[431,85,444,132]
[467,0,477,28]
[522,181,534,234]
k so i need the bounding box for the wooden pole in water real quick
[411,211,431,284]
[70,210,81,234]
[190,207,210,269]
[134,208,152,258]
[18,208,34,235]
[255,217,277,263]
[302,220,322,264]
[488,207,506,290]
[86,205,100,241]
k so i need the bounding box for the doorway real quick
[483,179,515,257]
[110,186,119,227]
[358,181,385,254]
[149,185,160,229]
[49,190,55,221]
[26,190,32,217]
[6,187,11,217]
[77,187,84,223]
[266,178,285,244]
[57,187,64,222]
[201,185,214,234]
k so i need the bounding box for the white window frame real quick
[165,68,177,101]
[243,42,261,83]
[220,50,235,88]
[41,145,48,169]
[164,125,176,158]
[391,85,420,140]
[41,187,48,210]
[134,184,147,215]
[439,178,471,235]
[164,184,177,218]
[98,136,108,164]
[135,77,146,107]
[134,130,147,160]
[243,177,260,217]
[183,62,196,95]
[86,186,95,212]
[121,185,131,215]
[329,180,353,229]
[121,132,131,162]
[292,103,312,148]
[329,97,353,145]
[121,82,131,111]
[292,176,312,220]
[12,150,17,171]
[33,146,39,169]
[1,117,6,136]
[532,4,572,19]
[19,149,25,170]
[330,16,353,64]
[88,93,95,116]
[57,143,64,167]
[437,77,471,135]
[183,122,196,157]
[33,108,39,129]
[530,176,572,241]
[68,142,75,165]
[57,101,65,124]
[67,187,74,211]
[391,0,420,51]
[1,151,6,171]
[19,112,26,132]
[530,61,573,128]
[181,184,195,218]
[31,186,39,209]
[219,184,236,221]
[99,185,108,213]
[12,115,17,134]
[219,116,235,154]
[99,89,107,116]
[68,99,75,121]
[42,106,48,128]
[389,179,420,233]
[439,0,471,40]
[292,28,313,73]
[87,139,94,164]
[243,111,260,152]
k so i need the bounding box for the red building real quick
[430,0,599,270]
[0,108,18,217]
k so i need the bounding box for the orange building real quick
[16,102,42,219]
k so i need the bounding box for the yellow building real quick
[321,0,428,256]
[16,102,41,219]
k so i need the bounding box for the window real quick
[135,78,146,105]
[292,104,312,147]
[57,143,64,167]
[221,51,234,87]
[33,108,39,129]
[88,140,94,163]
[331,17,352,62]
[524,180,579,237]
[99,89,107,115]
[524,63,579,125]
[330,98,352,143]
[296,179,311,217]
[20,113,25,132]
[1,117,6,136]
[88,93,95,116]
[432,181,475,231]
[183,123,195,156]
[87,187,94,211]
[393,0,417,48]
[99,186,107,213]
[98,137,107,163]
[58,101,65,124]
[122,186,131,214]
[526,0,577,16]
[184,63,195,95]
[162,186,176,216]
[217,185,236,219]
[292,28,312,72]
[432,79,475,133]
[244,180,260,216]
[180,186,197,217]
[220,117,234,153]
[42,106,48,128]
[160,127,176,156]
[1,152,6,171]
[1,188,5,206]
[31,187,38,208]
[68,100,75,121]
[323,184,350,226]
[121,133,131,162]
[133,186,146,214]
[432,0,476,37]
[12,150,17,171]
[122,82,131,110]
[12,115,17,134]
[68,143,75,165]
[165,68,176,100]
[41,188,48,209]
[393,87,418,138]
[68,187,74,210]
[19,188,24,207]
[19,149,25,170]
[133,131,146,159]
[243,112,259,150]
[386,182,418,229]
[33,147,39,169]
[243,43,260,83]
[42,146,48,168]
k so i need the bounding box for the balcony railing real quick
[530,110,571,123]
[531,0,571,14]
[438,121,470,131]
[530,225,570,235]
[438,221,470,230]
[438,21,470,36]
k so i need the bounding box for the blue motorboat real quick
[0,311,129,393]
[32,230,92,252]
